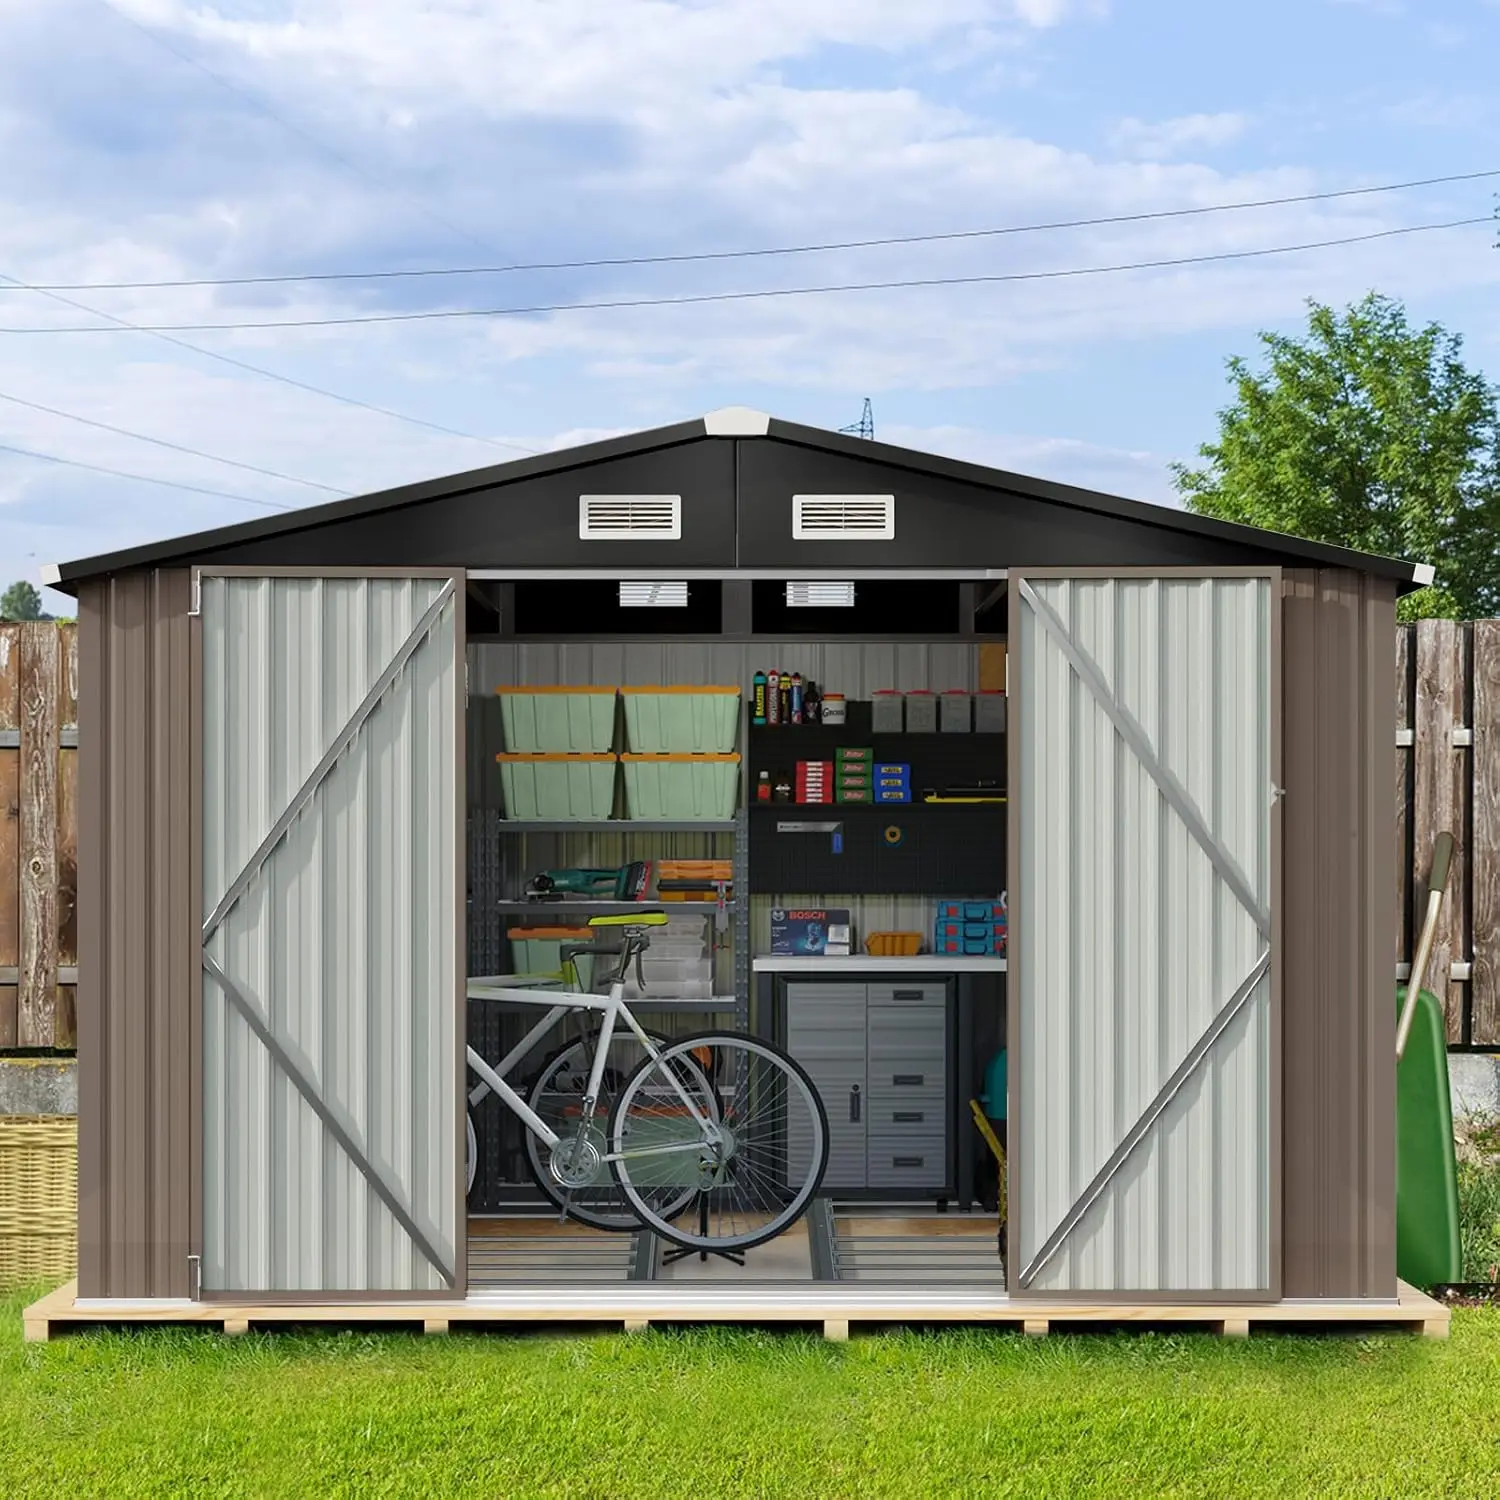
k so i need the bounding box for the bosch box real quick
[770,907,852,957]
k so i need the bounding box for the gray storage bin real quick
[904,691,938,733]
[939,690,972,732]
[870,691,905,732]
[974,691,1007,733]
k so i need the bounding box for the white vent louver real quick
[579,494,682,540]
[792,494,895,541]
[786,581,855,608]
[619,581,689,607]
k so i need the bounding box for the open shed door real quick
[197,571,463,1296]
[1010,570,1279,1298]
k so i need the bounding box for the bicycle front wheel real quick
[611,1033,828,1253]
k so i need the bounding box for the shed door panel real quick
[1012,572,1276,1296]
[200,574,460,1294]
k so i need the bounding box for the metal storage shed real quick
[32,406,1442,1336]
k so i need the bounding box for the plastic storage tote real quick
[497,753,617,820]
[621,753,741,820]
[620,686,742,753]
[870,691,905,732]
[506,927,597,989]
[497,686,618,753]
[904,691,938,732]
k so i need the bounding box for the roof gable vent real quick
[579,494,682,541]
[792,494,895,541]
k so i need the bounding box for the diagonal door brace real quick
[1018,949,1271,1288]
[202,579,456,942]
[203,952,455,1285]
[1019,579,1271,937]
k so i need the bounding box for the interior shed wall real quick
[76,568,198,1299]
[1280,568,1397,1299]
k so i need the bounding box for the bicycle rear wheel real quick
[523,1027,708,1232]
[610,1033,828,1253]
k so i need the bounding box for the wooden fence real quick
[0,624,77,1050]
[0,619,1495,1051]
[1398,619,1500,1048]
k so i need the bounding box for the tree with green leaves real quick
[1173,293,1500,620]
[0,580,48,622]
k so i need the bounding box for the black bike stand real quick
[660,1192,746,1268]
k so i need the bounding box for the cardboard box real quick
[770,907,852,957]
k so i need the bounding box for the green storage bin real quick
[498,687,617,752]
[621,754,740,820]
[507,928,596,990]
[497,753,617,820]
[620,686,741,752]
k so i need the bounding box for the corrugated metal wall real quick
[76,570,198,1299]
[1281,570,1396,1298]
[1013,574,1274,1295]
[200,575,459,1293]
[469,641,978,698]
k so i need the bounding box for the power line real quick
[0,440,296,509]
[91,0,504,261]
[10,166,1496,294]
[6,216,1487,335]
[0,388,343,493]
[0,272,538,455]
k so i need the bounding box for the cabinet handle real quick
[892,1074,924,1087]
[893,1110,924,1123]
[892,990,925,1003]
[893,1155,924,1168]
[850,1085,861,1123]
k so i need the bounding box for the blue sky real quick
[2,0,1498,612]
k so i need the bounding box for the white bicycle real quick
[465,911,830,1255]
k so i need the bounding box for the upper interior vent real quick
[619,581,689,607]
[578,494,682,541]
[792,494,895,541]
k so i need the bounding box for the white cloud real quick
[1109,112,1249,161]
[2,0,1496,587]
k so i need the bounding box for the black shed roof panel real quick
[48,408,1427,590]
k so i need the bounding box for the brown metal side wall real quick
[76,569,196,1299]
[1281,569,1397,1298]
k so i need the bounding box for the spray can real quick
[778,673,792,723]
[790,672,804,724]
[767,669,781,726]
[752,670,768,726]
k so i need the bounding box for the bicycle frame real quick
[465,977,718,1165]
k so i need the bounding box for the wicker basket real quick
[0,1115,78,1289]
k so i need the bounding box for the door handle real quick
[892,990,925,1003]
[893,1155,924,1168]
[893,1110,924,1123]
[850,1085,861,1123]
[892,1074,924,1087]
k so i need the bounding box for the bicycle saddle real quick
[587,909,668,928]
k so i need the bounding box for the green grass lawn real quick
[3,1289,1499,1498]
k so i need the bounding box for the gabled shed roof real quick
[47,406,1430,590]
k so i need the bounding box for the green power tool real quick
[523,862,652,901]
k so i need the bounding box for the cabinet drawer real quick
[867,1024,946,1054]
[867,1137,948,1188]
[867,982,948,1010]
[867,1062,943,1093]
[865,1097,944,1131]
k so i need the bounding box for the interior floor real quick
[466,1204,1005,1288]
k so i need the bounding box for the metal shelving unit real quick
[493,820,737,834]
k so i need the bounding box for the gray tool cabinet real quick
[782,979,952,1195]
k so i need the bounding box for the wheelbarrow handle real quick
[1397,830,1456,1063]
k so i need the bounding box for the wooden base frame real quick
[24,1278,1449,1344]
